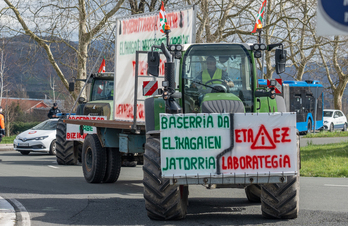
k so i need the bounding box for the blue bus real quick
[259,79,324,134]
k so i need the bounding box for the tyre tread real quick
[56,119,78,165]
[143,136,187,220]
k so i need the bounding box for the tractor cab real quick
[181,44,254,114]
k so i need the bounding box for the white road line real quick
[10,199,31,226]
[0,196,15,226]
[324,184,348,187]
[48,165,59,169]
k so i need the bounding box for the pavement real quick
[300,136,348,147]
[1,137,348,225]
[0,144,14,152]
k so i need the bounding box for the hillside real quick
[2,35,114,100]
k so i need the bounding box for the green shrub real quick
[11,121,40,135]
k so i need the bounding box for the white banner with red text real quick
[66,115,107,141]
[160,112,298,178]
[114,6,196,122]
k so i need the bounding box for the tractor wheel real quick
[261,175,299,219]
[102,148,121,183]
[245,184,261,203]
[261,133,300,219]
[82,134,107,183]
[56,119,77,165]
[143,135,188,220]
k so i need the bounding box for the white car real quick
[13,119,59,155]
[323,109,348,132]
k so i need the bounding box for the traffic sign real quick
[142,81,158,96]
[316,0,348,35]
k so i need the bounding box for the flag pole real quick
[261,2,267,79]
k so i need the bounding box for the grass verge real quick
[303,130,348,138]
[300,142,348,177]
[2,135,16,144]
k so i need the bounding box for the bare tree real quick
[0,40,5,104]
[316,36,348,110]
[49,74,56,103]
[3,0,125,99]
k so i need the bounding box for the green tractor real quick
[143,32,299,220]
[56,72,115,165]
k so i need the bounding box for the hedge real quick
[11,121,40,135]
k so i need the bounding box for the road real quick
[0,150,348,225]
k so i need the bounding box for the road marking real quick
[48,165,59,169]
[10,199,31,226]
[324,184,348,187]
[0,196,15,226]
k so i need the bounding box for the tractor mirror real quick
[275,49,287,74]
[69,82,75,92]
[147,51,160,77]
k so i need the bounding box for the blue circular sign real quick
[319,0,348,31]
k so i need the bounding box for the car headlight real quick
[324,121,328,123]
[34,136,49,140]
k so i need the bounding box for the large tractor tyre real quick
[82,134,107,183]
[143,135,188,220]
[261,134,300,219]
[261,175,299,219]
[102,148,122,183]
[56,119,77,165]
[245,184,261,203]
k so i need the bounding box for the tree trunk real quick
[333,80,348,110]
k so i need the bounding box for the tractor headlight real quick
[253,44,259,50]
[170,45,176,51]
[176,45,182,51]
[260,44,266,50]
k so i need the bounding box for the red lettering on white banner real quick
[116,103,145,120]
[122,12,181,35]
[235,124,291,150]
[221,154,291,170]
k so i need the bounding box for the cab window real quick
[91,80,114,101]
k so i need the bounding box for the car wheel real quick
[307,119,312,134]
[342,123,347,132]
[329,123,334,132]
[20,151,30,155]
[49,139,56,155]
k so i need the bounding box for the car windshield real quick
[324,111,333,117]
[182,44,253,113]
[32,120,58,130]
[91,79,114,101]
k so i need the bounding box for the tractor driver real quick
[192,55,234,89]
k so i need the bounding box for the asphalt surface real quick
[0,137,348,226]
